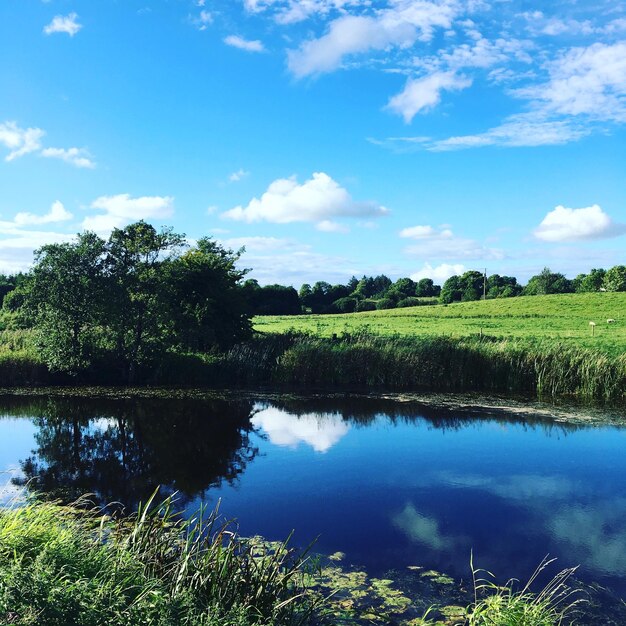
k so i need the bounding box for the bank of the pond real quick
[0,498,592,626]
[0,332,624,401]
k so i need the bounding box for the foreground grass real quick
[0,495,316,626]
[255,293,626,357]
[0,498,582,626]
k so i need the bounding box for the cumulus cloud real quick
[251,406,350,453]
[401,224,503,260]
[222,172,388,228]
[43,13,82,36]
[41,147,95,169]
[13,201,72,226]
[0,120,96,167]
[386,71,472,123]
[224,35,266,52]
[0,121,45,161]
[534,204,626,242]
[287,2,458,78]
[411,262,466,282]
[191,10,213,30]
[83,194,174,234]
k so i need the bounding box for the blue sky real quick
[0,0,625,285]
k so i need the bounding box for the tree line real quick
[241,265,626,314]
[0,221,624,381]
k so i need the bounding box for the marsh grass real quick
[464,556,583,626]
[220,332,626,401]
[0,492,319,626]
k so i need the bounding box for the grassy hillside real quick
[255,293,626,356]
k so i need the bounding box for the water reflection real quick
[251,406,350,452]
[1,392,626,598]
[7,396,258,508]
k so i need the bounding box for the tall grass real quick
[464,556,582,626]
[0,328,623,401]
[222,332,626,401]
[0,492,319,626]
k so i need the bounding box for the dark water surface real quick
[1,392,626,601]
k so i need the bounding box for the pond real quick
[1,391,626,613]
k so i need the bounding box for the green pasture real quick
[255,293,626,356]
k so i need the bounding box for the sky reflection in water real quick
[1,395,626,596]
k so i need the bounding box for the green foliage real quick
[603,265,626,292]
[376,297,396,310]
[524,267,573,296]
[4,223,252,382]
[0,495,318,626]
[466,557,581,626]
[244,281,301,316]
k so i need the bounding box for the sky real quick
[0,0,625,286]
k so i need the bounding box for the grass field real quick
[255,293,626,356]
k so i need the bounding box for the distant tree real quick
[372,274,392,296]
[355,299,377,312]
[299,284,313,311]
[246,284,301,315]
[396,297,423,308]
[376,297,395,310]
[486,274,522,298]
[440,275,462,304]
[603,265,626,292]
[574,268,606,293]
[415,278,440,297]
[524,267,573,295]
[387,277,416,302]
[333,297,358,313]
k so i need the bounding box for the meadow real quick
[255,293,626,356]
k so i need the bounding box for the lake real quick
[1,391,626,614]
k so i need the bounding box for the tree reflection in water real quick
[12,396,258,509]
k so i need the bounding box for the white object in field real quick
[607,318,616,324]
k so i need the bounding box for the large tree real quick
[8,232,107,373]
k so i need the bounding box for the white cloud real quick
[41,147,95,169]
[191,10,213,30]
[0,120,96,167]
[401,224,504,260]
[400,224,451,239]
[0,121,45,161]
[513,41,626,123]
[534,204,626,242]
[229,168,250,182]
[224,35,266,52]
[83,194,174,234]
[287,2,458,78]
[386,71,472,122]
[43,13,82,36]
[251,406,350,453]
[428,113,590,150]
[222,172,389,227]
[316,219,350,233]
[411,262,466,282]
[221,236,302,252]
[13,201,72,226]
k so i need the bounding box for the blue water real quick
[1,394,626,597]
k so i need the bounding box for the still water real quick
[1,392,626,599]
